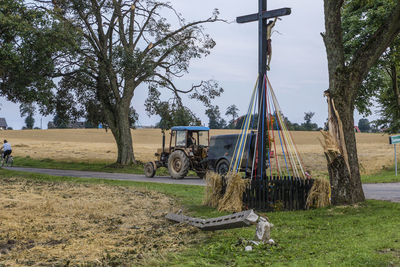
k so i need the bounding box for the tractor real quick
[144,126,210,179]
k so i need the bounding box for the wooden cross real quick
[236,1,291,178]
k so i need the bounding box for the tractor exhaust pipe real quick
[162,130,165,153]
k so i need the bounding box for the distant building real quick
[69,121,85,129]
[47,121,56,129]
[47,121,86,129]
[0,118,8,130]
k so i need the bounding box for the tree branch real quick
[132,2,165,51]
[349,2,400,87]
[113,0,128,47]
[323,0,345,91]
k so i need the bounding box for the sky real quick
[0,0,371,129]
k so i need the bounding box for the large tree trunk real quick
[391,63,400,107]
[323,89,365,205]
[106,102,135,165]
[96,58,136,166]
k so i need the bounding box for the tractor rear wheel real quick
[144,162,156,178]
[168,150,190,179]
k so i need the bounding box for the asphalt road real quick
[5,167,400,202]
[6,167,205,186]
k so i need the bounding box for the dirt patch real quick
[0,178,202,266]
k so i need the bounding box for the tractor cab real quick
[170,126,210,150]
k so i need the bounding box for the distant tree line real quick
[204,106,322,131]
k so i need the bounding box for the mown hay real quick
[0,178,204,266]
[218,172,249,213]
[306,178,331,208]
[203,172,224,208]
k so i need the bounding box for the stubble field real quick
[0,129,394,175]
[0,177,201,266]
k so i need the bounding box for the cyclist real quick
[1,140,12,161]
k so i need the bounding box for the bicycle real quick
[1,152,13,167]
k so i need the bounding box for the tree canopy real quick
[357,118,371,133]
[206,105,227,129]
[342,0,400,133]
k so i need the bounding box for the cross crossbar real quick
[236,7,291,24]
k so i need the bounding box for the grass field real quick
[0,129,395,175]
[0,169,399,266]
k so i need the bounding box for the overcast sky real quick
[0,0,371,129]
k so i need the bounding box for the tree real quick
[20,103,35,129]
[145,89,203,130]
[154,106,201,130]
[321,0,400,204]
[341,1,400,133]
[225,104,239,128]
[0,0,78,114]
[53,114,68,129]
[54,0,223,165]
[128,108,139,129]
[373,40,400,133]
[1,1,223,165]
[53,87,83,128]
[358,118,371,133]
[206,105,226,129]
[301,112,319,131]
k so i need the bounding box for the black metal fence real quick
[242,177,314,211]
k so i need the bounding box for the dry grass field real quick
[0,129,394,174]
[0,177,201,266]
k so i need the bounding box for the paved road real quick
[6,167,206,186]
[362,182,400,202]
[4,167,400,202]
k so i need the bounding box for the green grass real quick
[12,156,202,177]
[362,167,400,183]
[13,156,170,176]
[1,168,400,266]
[14,156,400,184]
[160,201,400,266]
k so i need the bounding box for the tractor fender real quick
[171,148,189,157]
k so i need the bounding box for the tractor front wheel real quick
[144,162,156,178]
[168,150,190,179]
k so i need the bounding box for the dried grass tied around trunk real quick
[306,178,331,208]
[218,172,249,212]
[203,171,224,208]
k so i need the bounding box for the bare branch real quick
[132,2,165,50]
[113,0,128,47]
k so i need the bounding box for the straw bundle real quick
[203,172,224,208]
[218,172,249,212]
[306,178,331,208]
